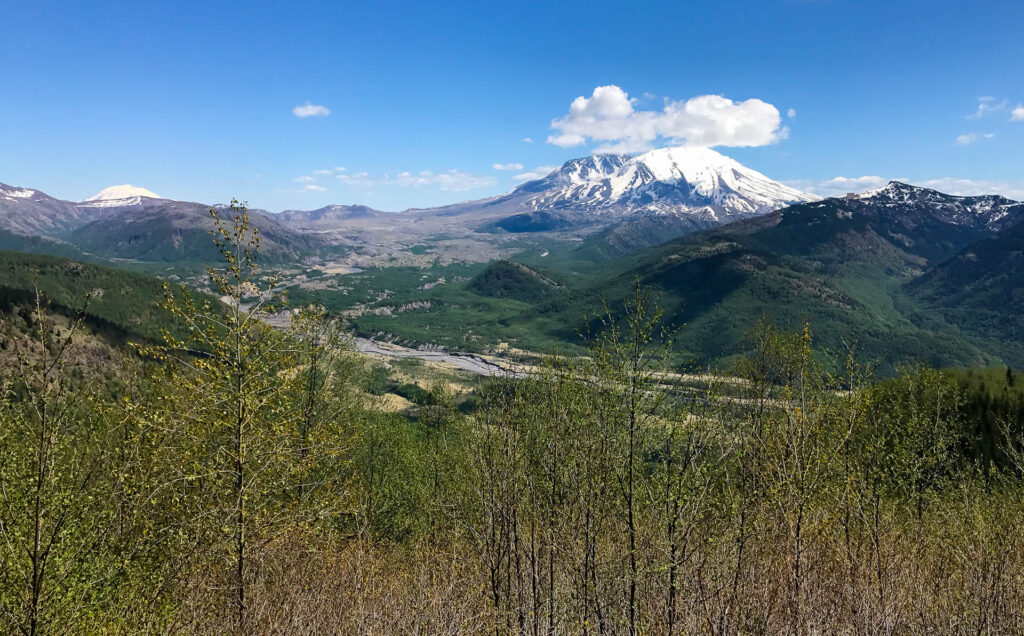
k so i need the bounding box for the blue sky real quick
[1,0,1022,211]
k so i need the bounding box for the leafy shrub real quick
[365,364,391,395]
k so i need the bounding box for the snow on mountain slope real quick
[0,186,37,200]
[81,184,162,207]
[510,146,819,222]
[853,181,1021,228]
[0,181,103,235]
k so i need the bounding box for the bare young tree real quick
[149,202,343,632]
[587,284,675,635]
[0,288,124,634]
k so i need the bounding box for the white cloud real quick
[292,103,331,118]
[912,177,1024,200]
[787,108,796,118]
[492,162,524,171]
[967,96,1008,119]
[336,169,496,192]
[309,166,348,176]
[1012,105,1024,121]
[955,132,994,146]
[522,137,533,143]
[336,171,374,187]
[513,165,559,183]
[788,175,1024,201]
[785,176,892,197]
[823,175,891,191]
[293,176,315,182]
[304,184,327,192]
[547,85,787,152]
[394,170,497,191]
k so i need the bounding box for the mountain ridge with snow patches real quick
[506,146,819,222]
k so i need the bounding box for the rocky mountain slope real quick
[2,147,820,263]
[277,204,385,229]
[560,182,1024,370]
[477,146,817,235]
[512,146,816,218]
[68,199,324,263]
[0,183,105,235]
[0,183,325,263]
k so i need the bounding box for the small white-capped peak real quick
[85,184,161,202]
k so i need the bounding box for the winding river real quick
[353,338,526,378]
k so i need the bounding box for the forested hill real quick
[0,250,181,343]
[561,185,1024,373]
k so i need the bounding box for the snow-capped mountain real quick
[507,146,819,222]
[0,181,321,263]
[0,182,166,236]
[80,184,163,207]
[0,182,102,235]
[4,165,1022,265]
[853,181,1021,229]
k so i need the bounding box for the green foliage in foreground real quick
[2,218,1024,632]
